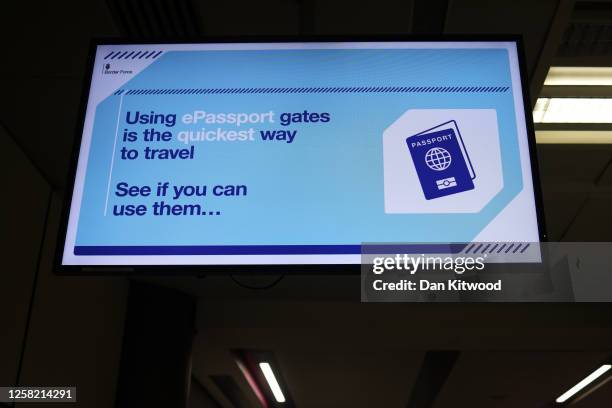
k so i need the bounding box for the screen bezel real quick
[54,35,547,275]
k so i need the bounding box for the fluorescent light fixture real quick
[533,98,612,123]
[556,364,612,403]
[545,67,612,86]
[236,358,268,407]
[536,130,612,144]
[259,362,286,403]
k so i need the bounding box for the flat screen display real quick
[58,39,544,269]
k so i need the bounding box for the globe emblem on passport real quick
[425,147,452,171]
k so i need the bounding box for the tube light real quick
[544,67,612,86]
[533,98,612,123]
[556,364,612,403]
[536,130,612,144]
[259,362,286,403]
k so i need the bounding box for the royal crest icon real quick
[406,120,476,200]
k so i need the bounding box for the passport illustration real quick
[406,120,476,200]
[383,109,502,214]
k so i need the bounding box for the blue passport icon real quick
[406,121,476,200]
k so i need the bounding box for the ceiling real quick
[155,272,612,408]
[4,0,612,407]
[435,352,610,408]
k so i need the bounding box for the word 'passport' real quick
[406,121,476,200]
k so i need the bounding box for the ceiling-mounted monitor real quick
[57,37,545,272]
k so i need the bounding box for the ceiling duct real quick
[106,0,201,38]
[559,1,612,58]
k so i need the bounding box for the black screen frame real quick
[54,35,547,276]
